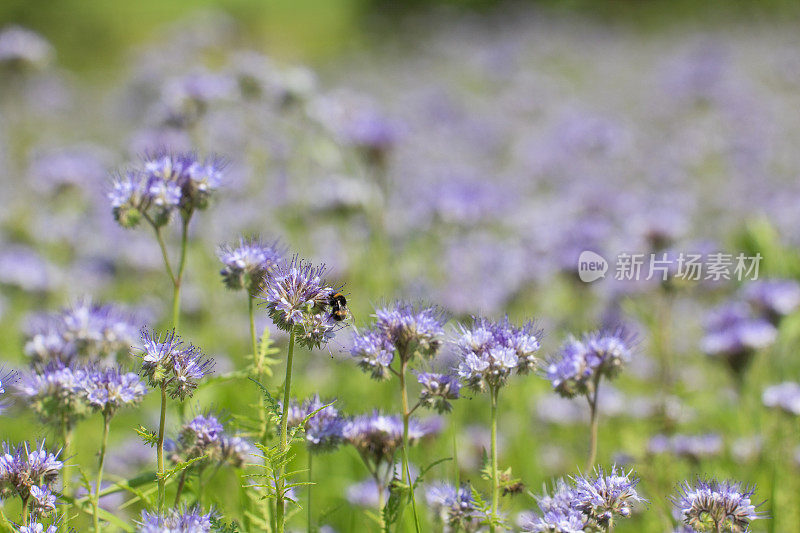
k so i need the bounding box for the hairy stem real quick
[171,216,190,331]
[307,453,313,533]
[174,469,188,507]
[490,387,499,533]
[157,383,167,513]
[92,414,111,533]
[399,360,421,533]
[276,328,296,533]
[587,376,602,471]
[61,419,72,530]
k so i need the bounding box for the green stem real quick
[171,217,190,331]
[21,496,29,525]
[157,383,167,513]
[197,466,205,507]
[61,420,72,530]
[376,478,387,532]
[174,469,187,507]
[151,224,176,285]
[276,328,296,533]
[250,298,273,531]
[399,360,421,533]
[307,453,313,533]
[587,377,601,472]
[93,414,111,533]
[249,295,259,370]
[490,387,499,533]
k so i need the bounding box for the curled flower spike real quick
[545,327,635,398]
[259,256,342,349]
[0,440,63,500]
[672,478,763,532]
[373,302,446,361]
[701,302,776,377]
[572,466,644,524]
[18,522,59,533]
[138,329,214,401]
[0,368,18,414]
[24,298,140,368]
[285,395,345,453]
[416,372,461,413]
[136,505,213,533]
[83,366,148,416]
[29,484,57,514]
[168,413,251,469]
[350,329,395,380]
[455,316,542,392]
[343,411,440,467]
[16,363,91,427]
[217,236,283,294]
[426,482,485,532]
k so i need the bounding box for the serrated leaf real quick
[135,425,159,447]
[382,477,408,529]
[412,456,452,489]
[157,454,208,481]
[249,378,281,421]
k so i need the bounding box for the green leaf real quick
[412,456,452,489]
[249,378,281,421]
[135,425,159,447]
[157,454,208,482]
[211,516,241,532]
[382,477,408,529]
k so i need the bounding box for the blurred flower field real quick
[1,5,800,532]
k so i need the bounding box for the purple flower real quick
[137,505,213,533]
[218,236,283,294]
[742,279,800,324]
[259,256,340,349]
[545,328,635,398]
[701,302,776,376]
[286,395,344,453]
[455,316,541,392]
[416,372,461,413]
[374,302,446,360]
[16,363,91,426]
[343,412,439,467]
[350,329,395,380]
[138,329,214,401]
[0,441,63,499]
[24,298,140,368]
[0,26,53,70]
[762,382,800,415]
[572,466,644,523]
[18,522,59,533]
[83,367,147,415]
[426,482,484,532]
[29,484,56,514]
[647,434,723,462]
[520,479,588,533]
[170,413,250,468]
[672,479,762,532]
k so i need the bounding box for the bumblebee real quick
[329,292,348,321]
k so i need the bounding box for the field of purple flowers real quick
[1,7,800,532]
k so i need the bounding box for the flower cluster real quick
[521,467,643,532]
[647,434,724,462]
[672,479,762,532]
[416,372,461,413]
[701,302,777,377]
[24,298,139,368]
[741,278,800,325]
[343,412,439,467]
[217,236,283,294]
[168,413,250,469]
[137,505,213,533]
[350,303,446,380]
[110,151,225,229]
[0,368,18,415]
[16,363,91,426]
[259,257,340,349]
[426,482,484,532]
[455,316,541,392]
[138,329,214,401]
[83,367,148,416]
[286,395,345,453]
[546,328,635,398]
[762,382,800,415]
[0,26,53,71]
[0,441,63,503]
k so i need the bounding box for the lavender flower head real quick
[110,150,225,228]
[546,328,635,398]
[455,316,541,392]
[259,256,340,349]
[519,479,588,533]
[137,505,213,533]
[16,363,90,426]
[343,411,439,467]
[0,26,53,70]
[285,395,344,453]
[742,279,800,325]
[24,298,139,367]
[426,482,484,532]
[417,372,461,413]
[762,382,800,415]
[572,466,644,525]
[18,521,59,533]
[138,329,214,401]
[83,366,148,415]
[0,441,63,501]
[701,302,776,376]
[0,368,18,414]
[218,236,283,294]
[170,413,250,468]
[672,479,762,532]
[647,434,724,462]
